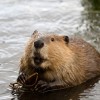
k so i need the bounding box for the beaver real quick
[19,31,100,92]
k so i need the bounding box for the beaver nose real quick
[34,40,44,49]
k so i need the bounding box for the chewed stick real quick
[9,72,38,93]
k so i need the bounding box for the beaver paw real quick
[17,73,28,85]
[34,80,51,93]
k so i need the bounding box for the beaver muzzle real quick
[34,56,43,65]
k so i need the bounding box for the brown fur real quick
[19,31,100,89]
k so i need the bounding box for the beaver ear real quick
[32,30,38,36]
[31,30,39,39]
[64,36,69,44]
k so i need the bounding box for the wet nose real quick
[34,40,44,49]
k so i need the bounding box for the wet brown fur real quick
[19,32,100,88]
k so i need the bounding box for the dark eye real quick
[64,36,69,43]
[51,38,55,41]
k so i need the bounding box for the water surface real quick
[0,0,100,100]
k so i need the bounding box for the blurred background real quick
[0,0,100,100]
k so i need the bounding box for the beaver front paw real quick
[34,80,51,93]
[10,72,39,94]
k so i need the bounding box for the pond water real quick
[0,0,100,100]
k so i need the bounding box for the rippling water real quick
[0,0,100,100]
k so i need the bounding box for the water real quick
[0,0,100,100]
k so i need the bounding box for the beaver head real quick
[20,31,78,82]
[31,33,70,74]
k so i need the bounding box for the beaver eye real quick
[51,38,55,42]
[64,36,69,43]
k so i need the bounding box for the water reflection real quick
[82,0,100,10]
[80,0,100,33]
[11,76,100,100]
[78,0,100,51]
